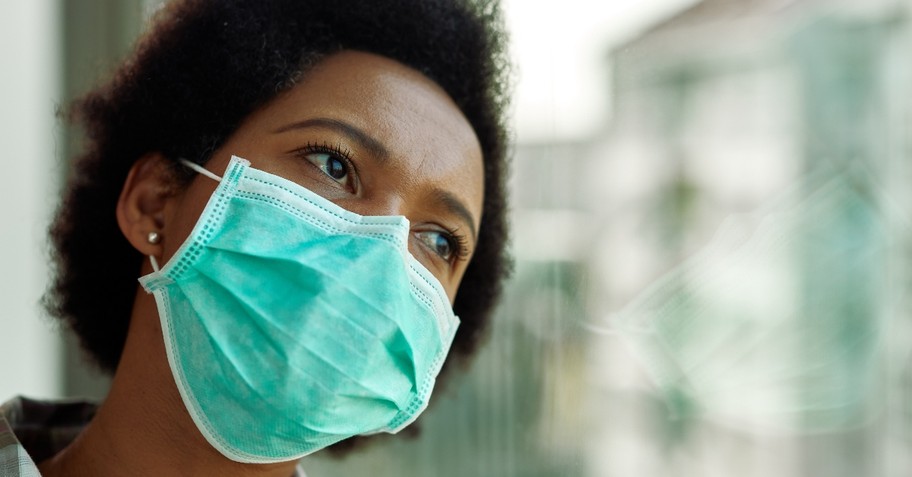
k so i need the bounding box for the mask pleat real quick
[205,239,426,381]
[180,273,404,439]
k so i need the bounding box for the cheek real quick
[447,262,474,305]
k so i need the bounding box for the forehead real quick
[238,50,485,228]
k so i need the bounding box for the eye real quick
[414,229,468,264]
[295,143,355,190]
[307,152,351,186]
[416,230,454,262]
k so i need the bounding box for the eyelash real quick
[294,141,470,265]
[295,141,356,181]
[444,228,471,263]
[301,141,353,159]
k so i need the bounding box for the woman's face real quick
[159,50,485,301]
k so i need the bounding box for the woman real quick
[0,0,511,475]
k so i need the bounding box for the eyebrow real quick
[276,116,478,242]
[432,189,478,242]
[274,117,391,161]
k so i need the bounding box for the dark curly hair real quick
[47,0,510,384]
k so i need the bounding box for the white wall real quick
[0,0,62,401]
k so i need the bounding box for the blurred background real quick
[2,0,911,475]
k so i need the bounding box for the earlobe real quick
[116,153,178,261]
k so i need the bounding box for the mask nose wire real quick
[148,159,225,273]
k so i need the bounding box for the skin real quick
[38,50,484,477]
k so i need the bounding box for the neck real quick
[38,289,299,477]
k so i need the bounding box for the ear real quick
[116,153,178,262]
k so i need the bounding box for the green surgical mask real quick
[139,155,459,463]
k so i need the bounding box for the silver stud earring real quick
[147,231,161,244]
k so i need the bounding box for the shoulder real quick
[1,397,42,476]
[1,396,98,474]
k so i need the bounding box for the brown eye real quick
[304,152,352,188]
[415,230,455,262]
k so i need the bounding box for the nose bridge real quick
[349,191,407,219]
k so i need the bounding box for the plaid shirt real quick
[0,397,306,476]
[0,397,94,477]
[0,416,38,476]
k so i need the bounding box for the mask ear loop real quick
[179,158,223,183]
[147,158,224,273]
